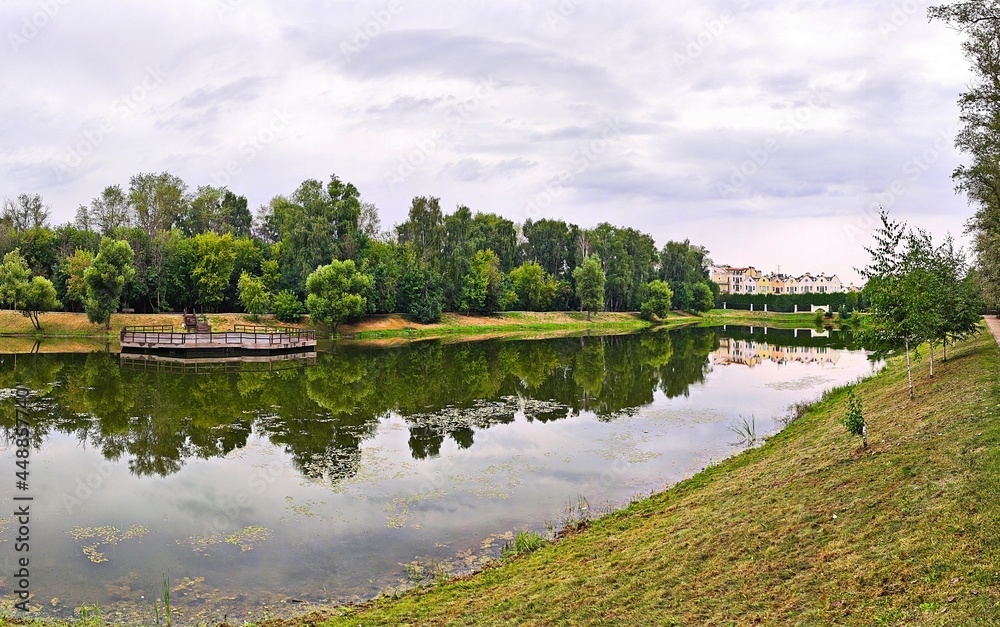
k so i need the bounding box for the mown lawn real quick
[305,330,1000,626]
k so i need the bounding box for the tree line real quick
[859,211,982,399]
[0,173,720,329]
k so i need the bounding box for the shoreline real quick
[0,309,834,348]
[303,328,998,625]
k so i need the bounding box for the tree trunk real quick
[943,335,947,362]
[587,310,592,321]
[904,335,913,400]
[929,341,934,377]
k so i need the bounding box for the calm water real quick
[0,326,876,624]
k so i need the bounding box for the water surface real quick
[0,326,875,624]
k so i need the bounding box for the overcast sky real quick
[0,0,972,284]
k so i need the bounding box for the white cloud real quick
[0,0,972,283]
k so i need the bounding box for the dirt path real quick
[984,315,1000,348]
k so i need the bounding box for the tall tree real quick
[90,185,132,235]
[396,196,445,268]
[2,193,50,232]
[574,254,606,321]
[190,232,237,311]
[74,205,93,232]
[84,238,136,330]
[63,248,95,312]
[929,3,1000,306]
[270,174,364,289]
[522,218,580,280]
[128,172,188,236]
[458,249,507,314]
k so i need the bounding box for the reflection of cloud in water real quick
[765,375,833,391]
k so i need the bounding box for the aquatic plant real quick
[500,530,546,559]
[728,414,758,447]
[162,573,172,627]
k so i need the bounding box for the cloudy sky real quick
[0,0,972,284]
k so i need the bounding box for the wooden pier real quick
[120,324,317,356]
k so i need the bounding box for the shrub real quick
[639,280,673,321]
[841,388,867,448]
[273,290,304,323]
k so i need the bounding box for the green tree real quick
[18,276,60,330]
[237,272,271,320]
[190,232,237,311]
[639,280,673,321]
[0,250,60,330]
[522,218,580,282]
[691,282,715,313]
[396,196,445,268]
[858,212,940,400]
[401,265,444,323]
[89,185,132,235]
[931,235,983,362]
[273,290,305,323]
[509,261,558,311]
[84,238,135,330]
[269,175,363,289]
[0,250,31,308]
[1,193,50,232]
[930,3,1000,308]
[459,249,506,314]
[305,260,374,331]
[63,249,95,312]
[573,254,605,321]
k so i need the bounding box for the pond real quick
[0,325,877,624]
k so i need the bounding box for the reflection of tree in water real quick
[403,398,518,459]
[0,327,729,477]
[657,328,719,399]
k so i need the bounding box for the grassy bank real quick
[0,309,830,344]
[0,310,654,342]
[342,311,653,340]
[297,329,1000,625]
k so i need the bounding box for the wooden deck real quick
[120,324,317,355]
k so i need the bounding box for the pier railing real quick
[231,324,316,341]
[121,325,317,346]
